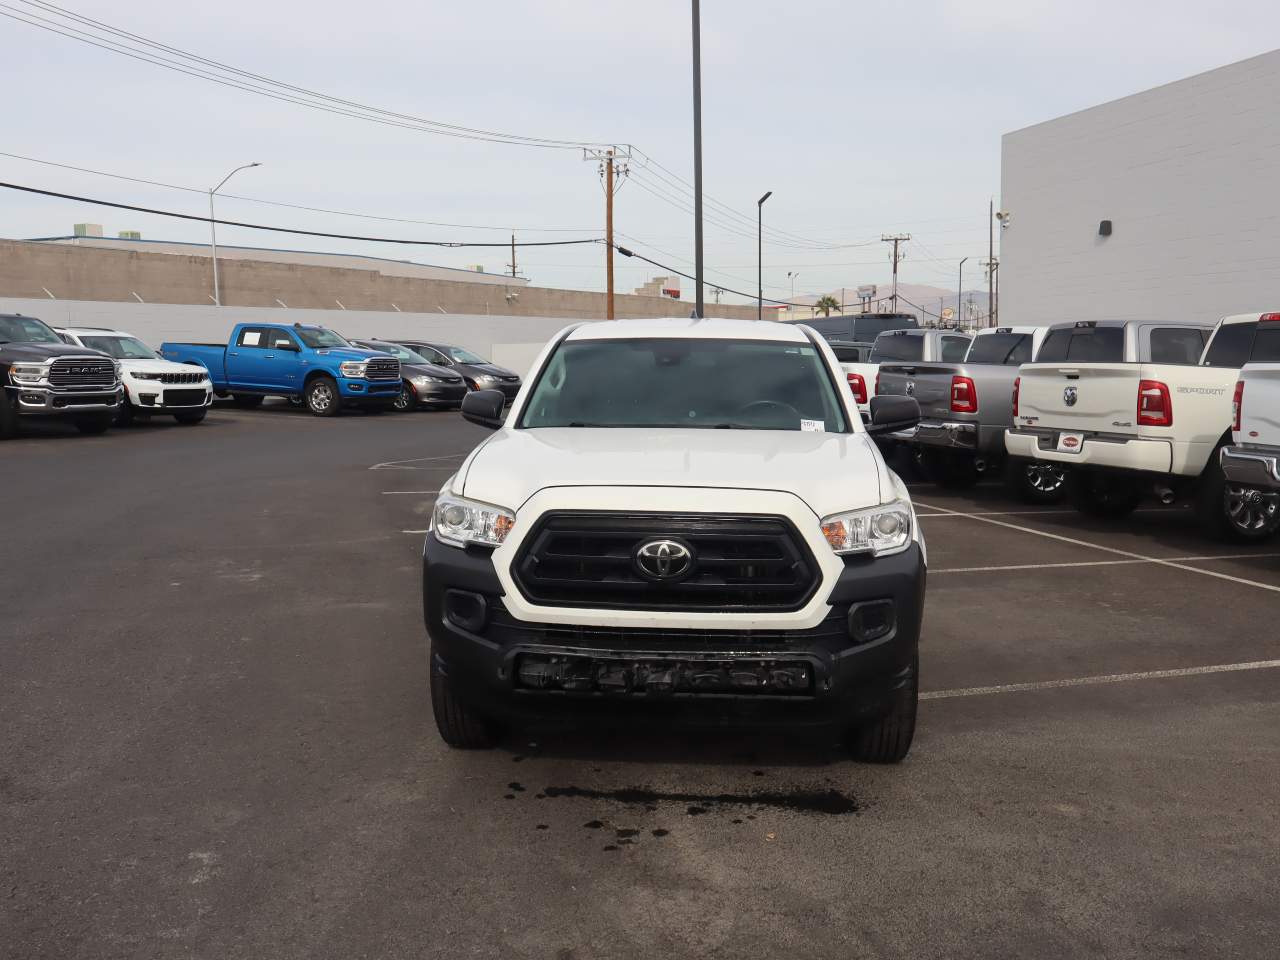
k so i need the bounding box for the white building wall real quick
[1000,49,1280,327]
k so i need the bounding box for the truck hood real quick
[459,427,891,519]
[0,342,111,362]
[315,347,392,362]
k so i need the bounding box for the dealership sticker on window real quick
[800,419,825,432]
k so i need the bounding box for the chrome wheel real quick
[394,385,412,411]
[1225,484,1280,535]
[308,382,334,413]
[1026,463,1065,496]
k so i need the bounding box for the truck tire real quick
[1005,458,1066,504]
[847,655,917,764]
[393,383,414,412]
[304,376,341,417]
[74,412,113,435]
[232,394,264,408]
[174,410,207,425]
[1067,470,1142,518]
[1197,451,1280,542]
[430,648,497,749]
[0,387,18,439]
[115,398,136,426]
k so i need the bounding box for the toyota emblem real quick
[634,539,693,580]
[1063,386,1078,407]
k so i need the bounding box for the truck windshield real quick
[869,335,923,363]
[520,337,849,433]
[295,327,350,349]
[966,333,1032,365]
[0,315,62,344]
[79,335,158,360]
[1036,326,1124,362]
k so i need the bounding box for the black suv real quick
[0,314,122,438]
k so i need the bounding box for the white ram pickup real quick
[1005,314,1280,541]
[1219,313,1280,534]
[423,317,928,763]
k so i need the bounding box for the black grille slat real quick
[49,358,116,389]
[514,512,820,612]
[155,372,206,385]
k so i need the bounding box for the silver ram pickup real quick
[876,326,1066,501]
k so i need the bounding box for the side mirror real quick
[461,389,506,430]
[865,395,920,436]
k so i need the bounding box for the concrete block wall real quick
[0,239,757,322]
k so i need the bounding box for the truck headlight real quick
[820,501,913,557]
[432,492,515,549]
[340,361,368,378]
[9,363,47,384]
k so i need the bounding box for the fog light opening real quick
[849,600,895,644]
[443,589,488,633]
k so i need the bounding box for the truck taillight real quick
[1259,313,1280,322]
[846,373,868,405]
[1137,379,1173,427]
[1012,376,1020,418]
[1232,380,1244,432]
[950,375,978,413]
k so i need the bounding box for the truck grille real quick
[48,357,116,388]
[163,389,207,406]
[156,371,206,384]
[513,512,820,612]
[366,358,400,380]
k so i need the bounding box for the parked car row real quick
[850,313,1280,543]
[0,312,522,438]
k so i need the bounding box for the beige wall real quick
[0,238,757,321]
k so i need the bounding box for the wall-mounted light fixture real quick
[1099,219,1113,237]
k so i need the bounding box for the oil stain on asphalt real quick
[542,784,859,816]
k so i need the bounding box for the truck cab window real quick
[237,327,267,348]
[269,332,299,351]
[941,337,970,362]
[1203,321,1259,367]
[1149,327,1206,365]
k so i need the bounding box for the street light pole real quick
[788,271,800,322]
[957,256,968,330]
[691,0,705,318]
[209,162,261,307]
[757,190,772,321]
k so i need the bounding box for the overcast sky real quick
[4,0,1278,305]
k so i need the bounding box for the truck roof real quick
[566,317,812,343]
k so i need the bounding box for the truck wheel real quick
[847,655,917,764]
[74,413,113,435]
[430,649,497,749]
[174,410,207,425]
[1006,458,1066,504]
[232,394,264,408]
[115,398,136,426]
[393,383,414,412]
[1067,471,1141,518]
[0,388,18,439]
[304,376,340,417]
[1197,452,1280,542]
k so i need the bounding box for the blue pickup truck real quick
[160,322,401,416]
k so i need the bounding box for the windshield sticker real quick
[800,419,825,432]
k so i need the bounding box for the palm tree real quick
[814,295,840,317]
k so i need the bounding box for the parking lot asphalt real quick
[3,403,1279,959]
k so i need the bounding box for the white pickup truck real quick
[1005,314,1280,541]
[839,328,972,421]
[1220,314,1280,534]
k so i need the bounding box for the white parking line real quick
[933,552,1280,574]
[382,490,439,495]
[369,453,467,471]
[922,659,1280,700]
[918,507,1179,518]
[914,499,1280,595]
[402,529,430,534]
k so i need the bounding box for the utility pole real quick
[987,198,994,327]
[957,256,968,330]
[881,234,910,312]
[583,147,629,319]
[691,0,705,318]
[507,232,518,279]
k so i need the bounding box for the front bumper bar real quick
[11,384,123,415]
[422,532,925,729]
[1221,445,1280,490]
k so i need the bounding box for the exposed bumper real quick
[9,384,123,415]
[1221,445,1280,490]
[412,382,468,405]
[338,377,402,400]
[422,533,925,729]
[1005,428,1172,473]
[127,385,213,410]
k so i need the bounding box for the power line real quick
[0,181,604,248]
[614,243,805,307]
[2,1,619,151]
[0,150,599,232]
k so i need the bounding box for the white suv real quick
[423,317,927,763]
[57,327,212,425]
